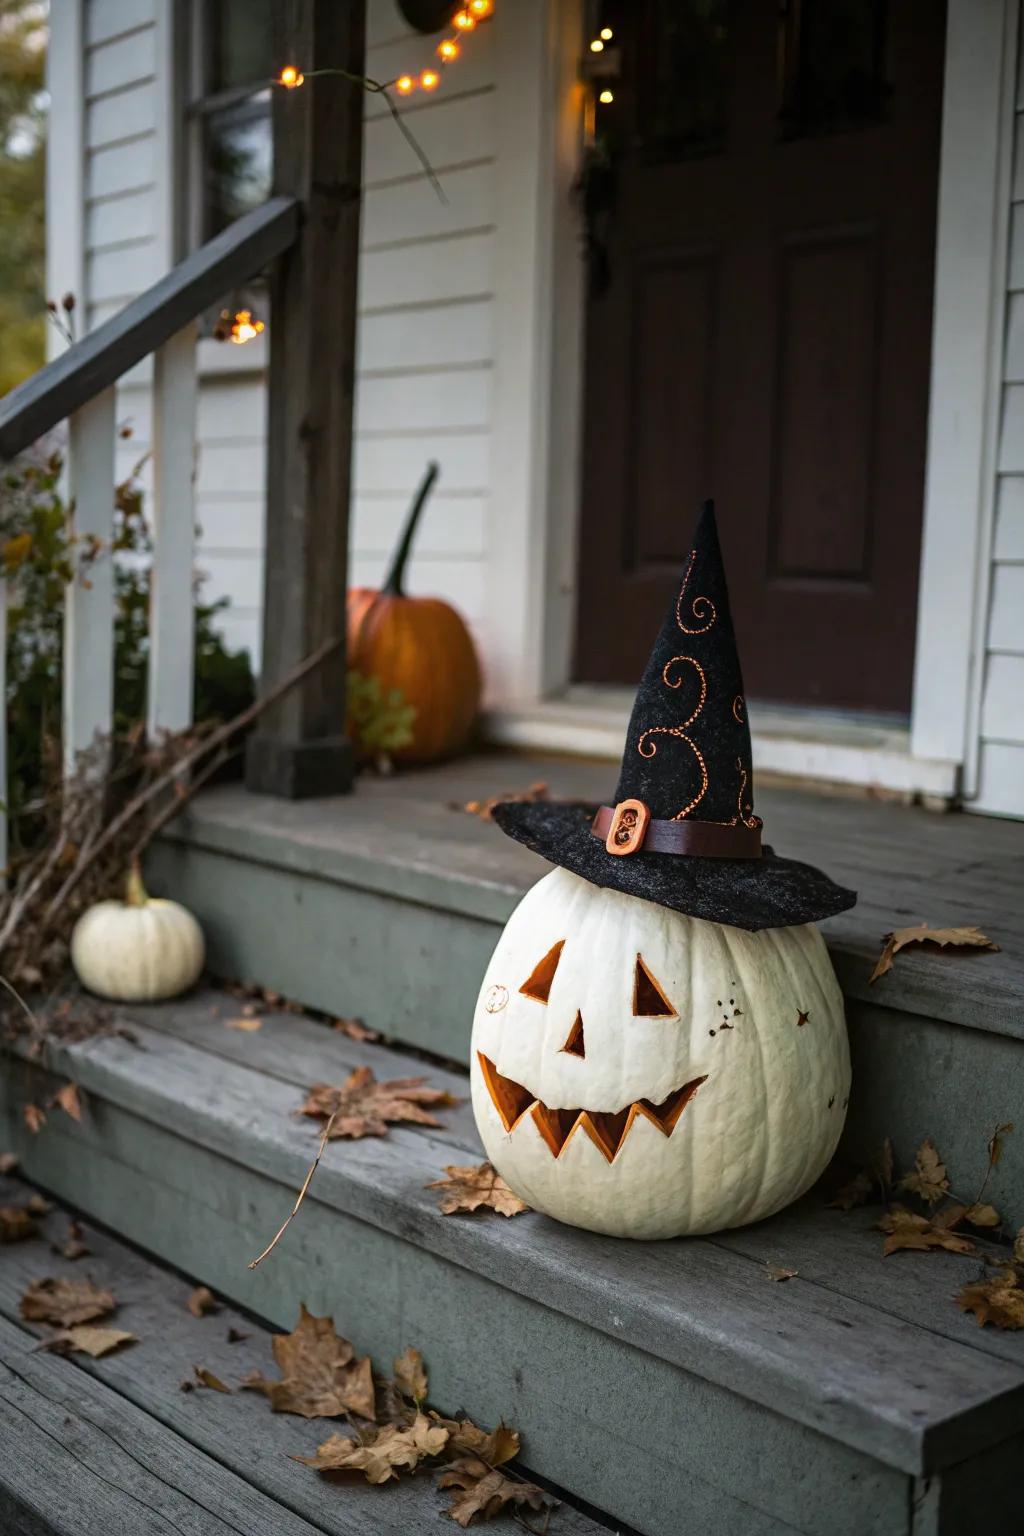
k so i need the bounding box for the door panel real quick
[574,0,946,712]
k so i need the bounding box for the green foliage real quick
[3,447,255,849]
[0,1,46,396]
[346,669,416,766]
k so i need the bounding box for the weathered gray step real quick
[147,757,1024,1228]
[0,1307,319,1536]
[2,995,1023,1536]
[0,1174,606,1536]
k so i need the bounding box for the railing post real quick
[244,0,363,799]
[0,581,6,885]
[64,387,116,775]
[149,323,198,737]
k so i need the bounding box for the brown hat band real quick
[592,801,763,861]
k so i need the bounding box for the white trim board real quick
[483,693,959,802]
[46,0,86,346]
[911,0,1018,774]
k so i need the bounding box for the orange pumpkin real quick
[347,462,482,763]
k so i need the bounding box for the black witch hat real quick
[491,502,856,931]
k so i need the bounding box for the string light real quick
[278,64,304,88]
[437,38,459,61]
[599,88,614,104]
[469,0,493,14]
[216,308,265,344]
[420,68,439,90]
[453,9,476,30]
[589,38,604,52]
[600,27,613,40]
[395,73,414,94]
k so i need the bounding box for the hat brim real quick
[491,800,856,931]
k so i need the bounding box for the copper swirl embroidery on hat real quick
[635,549,717,819]
[732,694,745,724]
[734,758,761,830]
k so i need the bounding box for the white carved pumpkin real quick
[470,866,850,1239]
[70,866,205,1003]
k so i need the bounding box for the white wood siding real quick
[69,0,498,671]
[978,19,1024,814]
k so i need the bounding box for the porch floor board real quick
[160,751,1024,1040]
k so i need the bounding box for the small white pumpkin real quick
[470,866,850,1240]
[71,864,205,1003]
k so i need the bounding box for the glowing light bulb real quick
[469,0,492,14]
[420,68,440,91]
[395,73,415,93]
[438,38,459,60]
[599,88,614,103]
[278,64,304,88]
[590,38,604,52]
[454,9,476,29]
[229,310,265,344]
[600,27,613,40]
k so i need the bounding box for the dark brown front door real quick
[574,0,945,713]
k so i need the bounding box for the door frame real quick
[487,0,1013,785]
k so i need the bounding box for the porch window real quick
[185,0,273,243]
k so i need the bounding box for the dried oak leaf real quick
[194,1365,232,1393]
[457,781,549,822]
[394,1346,428,1404]
[438,1459,550,1529]
[0,1206,37,1243]
[435,1417,521,1468]
[877,1207,975,1258]
[44,1326,136,1358]
[187,1285,219,1317]
[964,1202,1001,1229]
[300,1067,457,1141]
[296,1412,449,1484]
[957,1269,1024,1330]
[50,1083,83,1122]
[427,1162,529,1218]
[23,1104,45,1134]
[20,1276,116,1326]
[766,1266,798,1282]
[244,1303,375,1421]
[897,1139,950,1205]
[333,1017,379,1043]
[870,924,999,984]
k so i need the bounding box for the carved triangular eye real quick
[633,955,676,1018]
[519,940,565,1003]
[561,1011,585,1058]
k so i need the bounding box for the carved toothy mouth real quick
[478,1053,708,1164]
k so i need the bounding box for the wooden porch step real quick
[147,751,1024,1228]
[2,995,1023,1536]
[0,1175,606,1536]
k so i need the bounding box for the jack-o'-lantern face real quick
[469,866,850,1240]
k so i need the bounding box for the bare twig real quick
[248,1108,339,1268]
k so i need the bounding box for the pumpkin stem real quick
[125,860,149,908]
[382,461,439,597]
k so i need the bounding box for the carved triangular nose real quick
[561,1010,585,1058]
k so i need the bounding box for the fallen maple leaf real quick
[50,1083,82,1122]
[194,1365,232,1393]
[23,1103,45,1134]
[427,1163,529,1218]
[187,1285,219,1317]
[52,1220,89,1261]
[957,1269,1024,1329]
[438,1458,550,1529]
[897,1139,950,1204]
[0,1206,37,1243]
[20,1276,116,1326]
[333,1017,379,1043]
[877,1207,975,1257]
[244,1303,375,1420]
[437,1417,521,1468]
[964,1202,1001,1229]
[225,1016,262,1032]
[44,1326,136,1358]
[394,1346,428,1405]
[765,1266,798,1282]
[870,924,999,984]
[828,1170,874,1211]
[301,1067,457,1140]
[296,1412,449,1483]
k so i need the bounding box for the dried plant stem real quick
[248,1109,339,1269]
[39,637,340,936]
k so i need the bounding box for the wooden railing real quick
[0,196,300,868]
